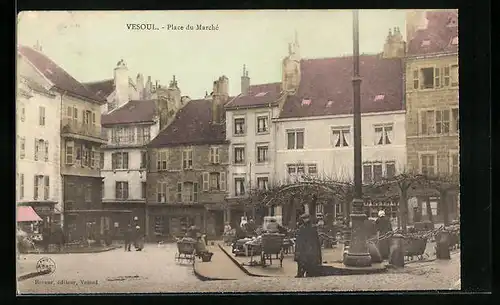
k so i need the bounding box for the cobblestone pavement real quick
[17,244,460,294]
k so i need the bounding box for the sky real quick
[17,10,407,99]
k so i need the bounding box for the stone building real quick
[224,65,285,227]
[404,10,459,223]
[85,60,187,237]
[145,76,230,240]
[273,31,407,225]
[16,47,61,230]
[18,45,110,242]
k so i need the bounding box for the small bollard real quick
[436,231,451,260]
[389,233,405,268]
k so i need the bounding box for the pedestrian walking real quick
[294,214,322,277]
[134,226,144,251]
[124,224,132,251]
[375,210,393,260]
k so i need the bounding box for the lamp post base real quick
[344,198,372,267]
[343,252,372,267]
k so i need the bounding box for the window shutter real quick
[434,67,441,88]
[34,138,38,161]
[124,182,129,199]
[73,107,78,120]
[177,182,182,202]
[215,148,220,164]
[33,176,38,200]
[202,172,209,191]
[112,153,117,170]
[44,176,50,199]
[66,141,74,165]
[92,112,96,124]
[209,148,214,163]
[115,182,120,199]
[413,69,419,89]
[44,140,49,162]
[193,183,199,203]
[123,153,129,169]
[220,172,226,191]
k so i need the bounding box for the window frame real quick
[65,141,74,165]
[182,148,193,170]
[20,137,26,159]
[233,145,246,164]
[115,181,129,200]
[157,182,168,203]
[331,126,351,148]
[233,117,246,136]
[157,150,168,171]
[210,146,220,164]
[256,114,270,134]
[373,123,394,146]
[234,177,245,197]
[419,152,438,176]
[112,152,129,170]
[257,176,269,190]
[448,150,459,176]
[256,144,269,163]
[286,129,305,150]
[43,176,50,200]
[39,106,46,126]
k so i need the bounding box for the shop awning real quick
[17,206,42,222]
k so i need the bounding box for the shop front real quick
[102,201,146,237]
[147,204,207,242]
[64,209,132,243]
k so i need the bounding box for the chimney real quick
[212,76,229,124]
[33,40,43,52]
[241,65,250,95]
[113,59,129,108]
[136,73,144,99]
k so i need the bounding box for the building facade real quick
[16,52,62,228]
[274,52,406,222]
[146,77,230,240]
[19,45,109,242]
[405,10,460,222]
[224,65,285,226]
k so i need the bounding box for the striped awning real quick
[17,206,42,222]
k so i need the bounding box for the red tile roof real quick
[148,99,228,148]
[225,82,283,109]
[83,79,115,100]
[407,10,458,56]
[101,100,157,126]
[279,55,404,119]
[18,46,105,104]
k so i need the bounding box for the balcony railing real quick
[108,137,150,146]
[61,118,107,141]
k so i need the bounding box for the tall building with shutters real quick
[84,61,187,237]
[145,76,230,240]
[404,9,460,222]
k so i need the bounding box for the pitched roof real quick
[279,55,404,119]
[83,79,115,100]
[148,99,228,148]
[101,100,157,126]
[407,10,458,56]
[18,46,105,104]
[225,83,283,109]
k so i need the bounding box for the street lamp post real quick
[343,10,372,267]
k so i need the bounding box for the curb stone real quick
[22,245,121,255]
[217,244,269,277]
[192,262,233,281]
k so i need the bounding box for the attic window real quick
[326,101,334,107]
[45,68,53,74]
[421,40,431,47]
[301,99,312,106]
[374,94,385,101]
[451,36,458,45]
[447,17,458,27]
[255,92,268,97]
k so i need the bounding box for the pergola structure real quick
[242,172,459,232]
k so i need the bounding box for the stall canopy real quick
[17,206,42,222]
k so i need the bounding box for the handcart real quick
[175,238,197,264]
[260,233,285,267]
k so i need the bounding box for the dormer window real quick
[45,68,53,74]
[301,98,312,106]
[451,36,458,45]
[374,94,385,101]
[255,92,268,97]
[326,101,334,107]
[447,17,458,27]
[421,40,431,47]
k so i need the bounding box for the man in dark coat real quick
[294,214,322,277]
[124,224,132,252]
[375,210,393,260]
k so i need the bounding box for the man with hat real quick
[375,209,393,260]
[294,213,322,277]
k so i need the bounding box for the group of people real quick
[123,224,145,251]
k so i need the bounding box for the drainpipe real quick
[60,91,66,232]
